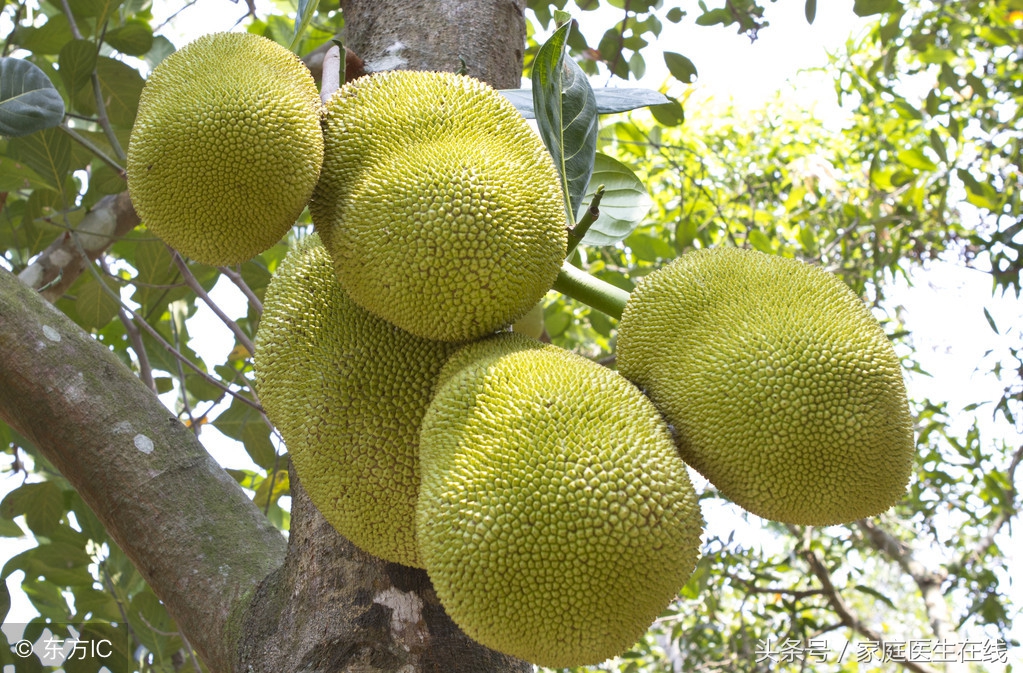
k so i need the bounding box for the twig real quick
[799,540,942,673]
[59,124,126,177]
[172,251,256,356]
[217,265,263,316]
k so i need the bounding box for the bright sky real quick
[3,0,1020,668]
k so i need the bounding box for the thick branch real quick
[0,267,286,672]
[18,191,140,301]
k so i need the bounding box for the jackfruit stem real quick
[552,261,629,320]
[566,184,604,256]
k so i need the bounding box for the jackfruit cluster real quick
[148,32,917,669]
[310,70,567,342]
[127,32,324,266]
[253,235,460,567]
[417,333,703,668]
[617,247,915,525]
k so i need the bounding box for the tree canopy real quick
[0,0,1019,671]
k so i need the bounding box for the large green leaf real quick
[531,20,599,225]
[75,274,121,330]
[73,56,144,128]
[578,153,653,246]
[105,20,154,56]
[0,481,64,538]
[0,58,66,137]
[500,87,668,118]
[663,51,698,83]
[9,16,75,55]
[211,397,277,470]
[58,40,99,98]
[6,127,72,193]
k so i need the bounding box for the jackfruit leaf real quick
[650,95,685,126]
[144,35,176,70]
[73,56,144,128]
[6,128,71,194]
[532,20,598,225]
[663,51,697,83]
[0,481,64,538]
[578,152,652,246]
[0,515,23,538]
[58,40,98,97]
[9,17,75,55]
[253,469,290,509]
[853,0,901,16]
[290,0,319,51]
[853,583,896,608]
[0,58,66,137]
[211,397,277,470]
[0,155,51,191]
[75,275,121,330]
[805,0,817,23]
[105,21,154,56]
[499,87,668,119]
[127,590,181,657]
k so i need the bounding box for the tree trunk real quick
[1,1,532,672]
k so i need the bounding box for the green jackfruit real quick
[127,32,323,266]
[617,247,915,525]
[310,70,567,342]
[253,235,459,567]
[417,333,703,668]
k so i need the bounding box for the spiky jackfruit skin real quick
[253,235,460,567]
[310,70,567,342]
[417,333,703,668]
[617,247,915,525]
[127,32,324,266]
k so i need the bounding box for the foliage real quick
[0,0,1019,671]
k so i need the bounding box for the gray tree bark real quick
[1,1,533,672]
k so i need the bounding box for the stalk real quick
[551,261,630,320]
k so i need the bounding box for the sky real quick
[3,0,1021,668]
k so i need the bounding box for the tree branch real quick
[0,267,287,672]
[799,543,942,673]
[857,517,966,673]
[18,192,140,301]
[172,251,256,356]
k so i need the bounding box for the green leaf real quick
[666,7,685,22]
[897,148,937,171]
[532,21,599,225]
[74,56,144,128]
[853,583,897,608]
[853,0,901,16]
[544,304,572,338]
[804,0,817,23]
[982,307,999,334]
[663,51,697,83]
[58,40,99,100]
[10,17,75,55]
[0,481,64,538]
[0,155,51,191]
[928,129,948,163]
[500,87,667,118]
[105,20,154,56]
[578,153,653,246]
[748,229,773,252]
[291,0,319,51]
[7,127,72,193]
[0,58,66,137]
[650,96,685,126]
[75,275,121,330]
[212,397,277,469]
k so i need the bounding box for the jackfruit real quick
[616,247,915,525]
[310,70,567,342]
[127,32,324,266]
[253,234,460,567]
[417,332,703,668]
